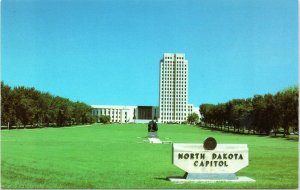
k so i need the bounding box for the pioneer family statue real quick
[148,120,158,138]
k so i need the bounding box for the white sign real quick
[173,144,248,173]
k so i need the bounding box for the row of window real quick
[163,64,186,67]
[162,76,187,79]
[161,78,187,81]
[94,109,121,114]
[161,95,186,98]
[161,91,187,94]
[161,100,187,104]
[161,103,187,106]
[162,84,187,87]
[161,79,186,83]
[162,71,187,74]
[161,104,187,107]
[161,103,186,107]
[161,69,186,74]
[161,68,186,72]
[161,87,186,91]
[162,81,186,85]
[162,75,187,78]
[161,117,186,121]
[161,76,187,79]
[161,97,187,100]
[161,88,186,91]
[161,79,186,82]
[161,87,186,92]
[161,109,187,112]
[112,115,127,118]
[161,102,187,105]
[162,73,187,76]
[161,107,186,111]
[164,61,185,64]
[161,94,187,97]
[163,74,187,77]
[160,94,187,97]
[164,56,184,60]
[161,90,187,93]
[93,109,128,117]
[161,80,187,87]
[161,108,186,111]
[161,103,188,106]
[176,101,187,104]
[163,61,186,64]
[161,101,177,103]
[161,87,187,90]
[161,89,185,92]
[161,112,187,116]
[177,98,187,100]
[163,63,187,66]
[162,67,187,71]
[177,76,187,79]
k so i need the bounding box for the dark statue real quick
[148,120,158,132]
[148,120,158,138]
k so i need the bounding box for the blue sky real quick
[2,0,298,106]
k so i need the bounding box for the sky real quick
[2,0,298,106]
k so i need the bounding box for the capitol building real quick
[91,53,200,123]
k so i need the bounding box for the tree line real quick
[199,86,298,137]
[1,82,96,129]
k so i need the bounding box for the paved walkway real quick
[148,137,162,144]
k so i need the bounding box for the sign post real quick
[168,137,255,182]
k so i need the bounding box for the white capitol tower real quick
[158,53,194,123]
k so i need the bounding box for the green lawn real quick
[1,124,298,189]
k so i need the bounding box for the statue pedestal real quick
[148,131,158,138]
[148,137,162,144]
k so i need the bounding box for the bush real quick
[99,115,111,124]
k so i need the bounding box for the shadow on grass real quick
[201,126,255,136]
[269,135,298,141]
[199,126,299,141]
[1,124,92,131]
[269,136,281,139]
[154,177,169,181]
[285,137,299,142]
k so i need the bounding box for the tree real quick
[198,86,298,137]
[199,104,215,127]
[275,86,298,137]
[262,94,279,135]
[1,82,15,127]
[1,82,95,128]
[229,99,253,133]
[38,92,53,127]
[55,97,72,126]
[13,87,38,127]
[252,95,265,134]
[99,115,111,124]
[229,99,246,133]
[214,103,226,130]
[187,113,199,124]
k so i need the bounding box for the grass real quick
[1,124,298,189]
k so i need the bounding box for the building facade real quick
[91,105,159,123]
[158,53,191,123]
[136,106,159,120]
[91,105,135,123]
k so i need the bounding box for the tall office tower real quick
[159,53,188,123]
